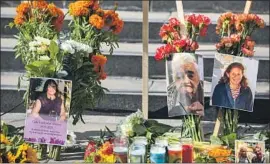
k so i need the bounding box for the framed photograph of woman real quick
[167,53,204,117]
[210,53,259,112]
[24,77,72,146]
[235,140,265,163]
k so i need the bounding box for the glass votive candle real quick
[155,138,169,147]
[181,138,193,163]
[133,136,148,145]
[168,143,182,163]
[150,144,166,163]
[129,143,146,163]
[113,136,129,163]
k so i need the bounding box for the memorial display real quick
[1,0,269,163]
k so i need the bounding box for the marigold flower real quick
[47,3,58,17]
[76,1,94,8]
[89,14,104,29]
[104,10,118,26]
[112,19,124,34]
[32,0,48,9]
[14,14,25,26]
[96,8,105,16]
[16,2,30,14]
[69,2,89,16]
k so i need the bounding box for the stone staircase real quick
[1,1,269,123]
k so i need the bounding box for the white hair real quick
[171,53,198,81]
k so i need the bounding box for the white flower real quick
[66,130,77,146]
[35,36,51,45]
[60,39,93,54]
[61,42,75,54]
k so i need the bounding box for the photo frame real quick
[167,53,204,117]
[23,77,72,146]
[235,140,266,163]
[210,53,259,112]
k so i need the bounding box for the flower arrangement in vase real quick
[214,12,265,136]
[155,14,211,142]
[65,0,124,125]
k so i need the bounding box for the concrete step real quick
[1,7,269,44]
[1,1,269,14]
[1,38,269,79]
[1,73,270,123]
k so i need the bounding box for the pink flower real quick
[173,39,186,48]
[154,44,175,61]
[168,17,180,27]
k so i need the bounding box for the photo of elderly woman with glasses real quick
[167,53,204,117]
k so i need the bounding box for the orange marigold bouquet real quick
[215,12,265,57]
[9,0,64,64]
[64,0,124,125]
[8,0,66,79]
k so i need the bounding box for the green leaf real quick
[48,40,59,59]
[2,124,8,136]
[133,124,147,136]
[221,133,236,148]
[210,135,223,145]
[5,145,12,152]
[7,22,14,29]
[146,131,153,140]
[6,125,17,135]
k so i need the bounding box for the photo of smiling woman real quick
[31,79,67,121]
[212,62,253,111]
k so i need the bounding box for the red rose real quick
[168,17,180,27]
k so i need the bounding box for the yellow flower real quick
[0,133,11,145]
[7,152,16,163]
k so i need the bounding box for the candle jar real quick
[113,136,129,163]
[150,144,166,163]
[133,136,148,145]
[168,143,182,163]
[155,138,169,147]
[155,138,169,162]
[181,138,193,163]
[129,143,146,163]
